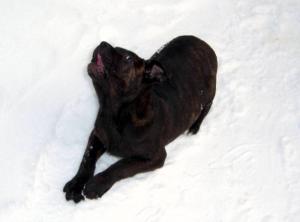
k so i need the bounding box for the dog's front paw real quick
[83,174,112,199]
[63,176,85,203]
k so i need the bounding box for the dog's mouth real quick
[88,53,105,79]
[95,54,104,72]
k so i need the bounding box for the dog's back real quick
[150,35,218,143]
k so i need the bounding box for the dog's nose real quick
[99,41,112,50]
[96,41,113,58]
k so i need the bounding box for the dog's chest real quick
[107,123,150,158]
[117,110,151,139]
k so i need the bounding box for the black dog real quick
[63,35,217,203]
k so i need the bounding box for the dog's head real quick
[87,41,166,100]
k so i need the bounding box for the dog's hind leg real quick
[83,148,167,199]
[188,102,212,135]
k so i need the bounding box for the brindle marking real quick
[63,36,217,202]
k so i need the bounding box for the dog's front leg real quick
[83,148,166,199]
[63,130,106,203]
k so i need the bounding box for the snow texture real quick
[0,0,300,221]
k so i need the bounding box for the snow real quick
[0,0,300,221]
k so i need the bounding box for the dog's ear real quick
[144,60,167,83]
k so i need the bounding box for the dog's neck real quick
[94,84,139,119]
[93,79,156,127]
[93,85,119,118]
[100,95,122,118]
[97,86,153,122]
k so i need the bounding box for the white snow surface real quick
[1,0,300,221]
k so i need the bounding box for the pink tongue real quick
[96,54,104,72]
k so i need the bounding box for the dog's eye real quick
[125,55,132,62]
